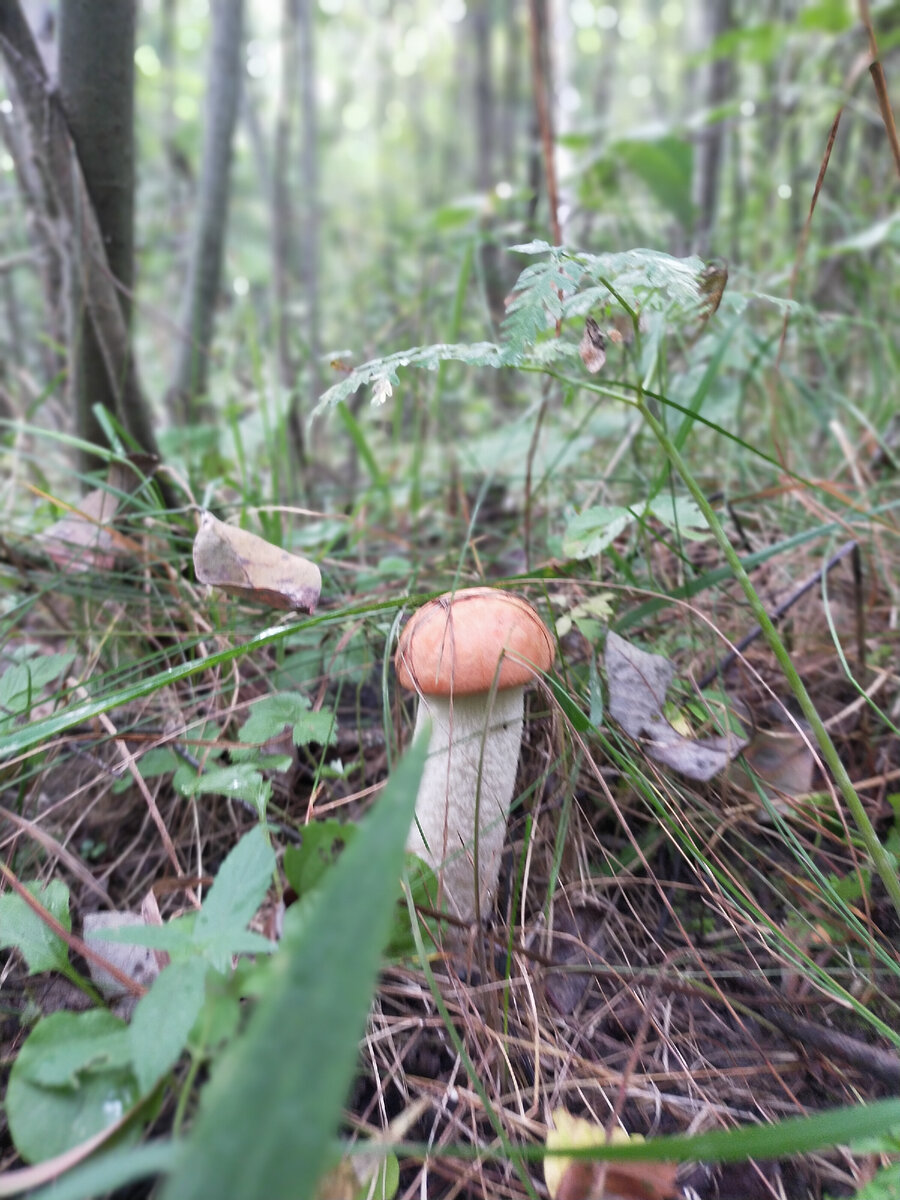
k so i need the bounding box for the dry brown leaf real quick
[82,911,159,999]
[546,1111,679,1200]
[579,317,607,373]
[557,1159,680,1200]
[192,511,321,613]
[697,259,728,320]
[605,632,747,782]
[742,727,815,797]
[38,454,156,572]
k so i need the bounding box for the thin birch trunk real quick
[169,0,244,422]
[292,0,320,472]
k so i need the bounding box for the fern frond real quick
[312,342,503,417]
[500,248,583,360]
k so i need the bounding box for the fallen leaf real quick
[82,912,159,999]
[545,1110,679,1200]
[192,511,321,613]
[730,725,815,815]
[545,905,606,1015]
[605,632,747,782]
[38,455,157,573]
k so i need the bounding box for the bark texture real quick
[0,0,160,463]
[293,0,320,467]
[693,0,735,257]
[59,0,137,463]
[170,0,244,420]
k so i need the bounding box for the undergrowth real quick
[1,239,900,1200]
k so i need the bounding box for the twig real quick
[859,0,900,176]
[697,541,859,689]
[750,1003,900,1089]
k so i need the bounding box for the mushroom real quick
[395,587,554,923]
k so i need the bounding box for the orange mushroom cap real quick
[396,587,554,697]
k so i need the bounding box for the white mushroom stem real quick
[406,686,524,923]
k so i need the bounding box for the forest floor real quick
[3,490,900,1200]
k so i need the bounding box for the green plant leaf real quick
[613,136,694,227]
[194,825,275,944]
[129,959,209,1094]
[563,505,632,558]
[7,1010,140,1163]
[0,879,72,975]
[237,692,312,743]
[645,494,710,540]
[283,820,359,897]
[159,733,428,1200]
[384,855,442,959]
[292,708,337,747]
[0,651,75,721]
[312,342,503,415]
[95,829,276,973]
[179,763,271,817]
[501,253,583,358]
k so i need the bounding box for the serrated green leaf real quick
[159,734,428,1200]
[180,763,271,816]
[98,831,276,972]
[0,880,72,975]
[90,916,197,956]
[501,253,583,358]
[238,692,311,744]
[193,826,276,944]
[7,1010,140,1163]
[292,709,337,747]
[312,343,503,415]
[129,959,209,1094]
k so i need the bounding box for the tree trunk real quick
[59,0,137,468]
[471,0,507,328]
[693,0,735,257]
[0,74,66,385]
[0,0,161,466]
[292,0,320,472]
[169,0,244,422]
[472,0,494,194]
[271,0,302,473]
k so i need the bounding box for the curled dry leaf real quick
[579,316,607,373]
[605,631,747,782]
[192,511,321,613]
[82,912,159,1000]
[546,1110,679,1200]
[697,259,728,320]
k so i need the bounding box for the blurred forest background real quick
[2,0,896,504]
[2,1,900,1198]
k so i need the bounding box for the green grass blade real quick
[159,734,428,1200]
